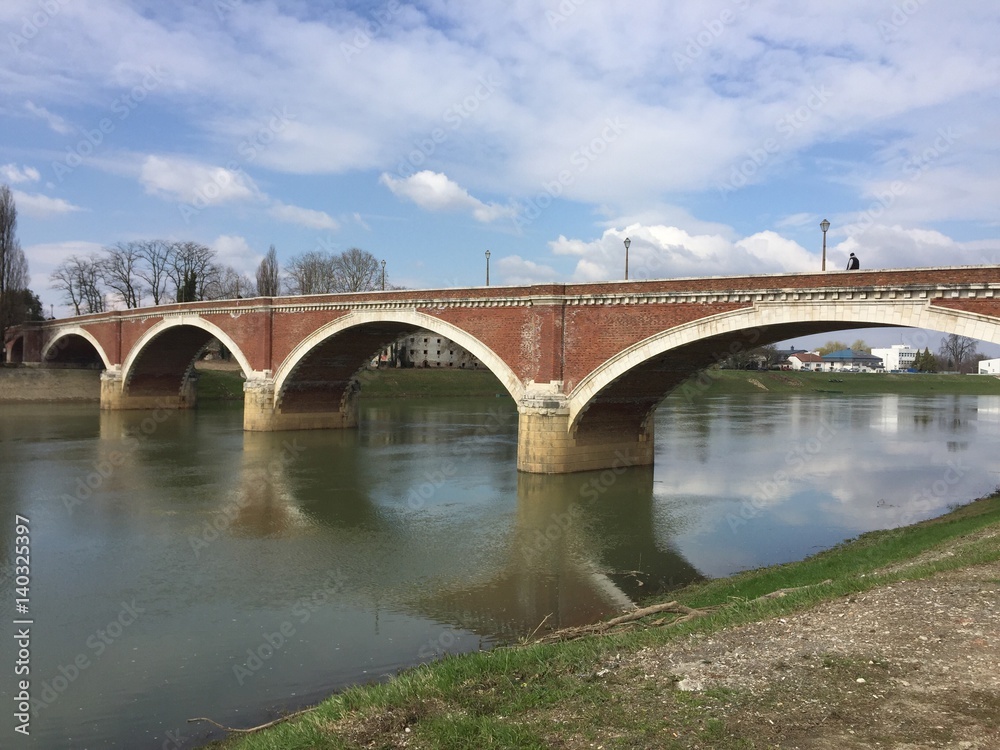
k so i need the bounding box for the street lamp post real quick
[381,259,386,290]
[624,237,631,280]
[820,219,830,271]
[485,249,491,286]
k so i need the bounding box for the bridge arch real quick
[42,327,111,369]
[120,316,253,400]
[272,309,525,406]
[567,298,1000,433]
[5,333,24,363]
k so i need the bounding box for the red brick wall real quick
[562,302,749,392]
[931,298,1000,318]
[34,266,1000,401]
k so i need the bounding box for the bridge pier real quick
[99,368,197,411]
[242,378,359,432]
[516,390,654,474]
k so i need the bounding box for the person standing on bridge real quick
[846,253,860,270]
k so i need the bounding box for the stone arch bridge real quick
[9,266,1000,473]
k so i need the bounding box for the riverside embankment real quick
[0,365,100,401]
[205,493,1000,749]
[4,363,999,403]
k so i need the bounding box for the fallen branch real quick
[533,601,718,644]
[750,579,833,603]
[188,706,312,734]
[522,612,552,643]
[530,579,837,645]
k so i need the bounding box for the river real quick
[1,393,998,748]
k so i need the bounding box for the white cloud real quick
[735,231,816,273]
[831,224,1000,271]
[12,190,83,217]
[379,171,516,223]
[268,201,339,230]
[495,255,558,286]
[139,155,261,206]
[552,225,816,282]
[210,235,260,275]
[24,100,72,135]
[1,164,40,184]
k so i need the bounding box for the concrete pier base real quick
[99,368,196,410]
[516,391,653,474]
[242,378,359,432]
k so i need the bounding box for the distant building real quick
[386,330,481,369]
[979,357,1000,375]
[788,352,826,371]
[871,344,917,371]
[774,347,809,369]
[822,348,884,372]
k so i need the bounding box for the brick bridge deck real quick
[8,266,1000,473]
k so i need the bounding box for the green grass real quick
[194,368,246,401]
[667,368,1000,399]
[193,366,510,402]
[355,367,508,398]
[210,490,1000,750]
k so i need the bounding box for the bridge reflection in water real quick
[91,400,701,640]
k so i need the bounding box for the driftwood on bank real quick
[531,601,718,644]
[188,707,312,734]
[749,579,833,602]
[530,578,835,644]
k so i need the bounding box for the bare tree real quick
[168,241,216,302]
[98,242,145,309]
[204,264,255,300]
[939,334,978,373]
[285,250,338,295]
[333,247,381,292]
[50,255,105,315]
[135,239,172,305]
[0,185,30,348]
[256,244,280,297]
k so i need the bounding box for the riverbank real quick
[2,364,998,403]
[205,491,1000,749]
[674,367,1000,397]
[0,365,100,401]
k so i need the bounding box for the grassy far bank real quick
[665,368,1000,398]
[193,365,1000,403]
[192,365,512,402]
[207,491,1000,750]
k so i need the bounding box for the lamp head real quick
[820,219,830,233]
[624,237,631,249]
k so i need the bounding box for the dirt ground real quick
[604,531,1000,749]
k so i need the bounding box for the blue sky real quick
[3,0,1000,354]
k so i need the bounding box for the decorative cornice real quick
[32,277,1000,330]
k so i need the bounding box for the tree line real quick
[1,186,44,353]
[49,241,388,315]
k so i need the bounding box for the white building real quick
[788,353,826,371]
[871,344,917,372]
[390,330,481,369]
[979,357,1000,375]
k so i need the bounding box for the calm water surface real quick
[1,393,998,748]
